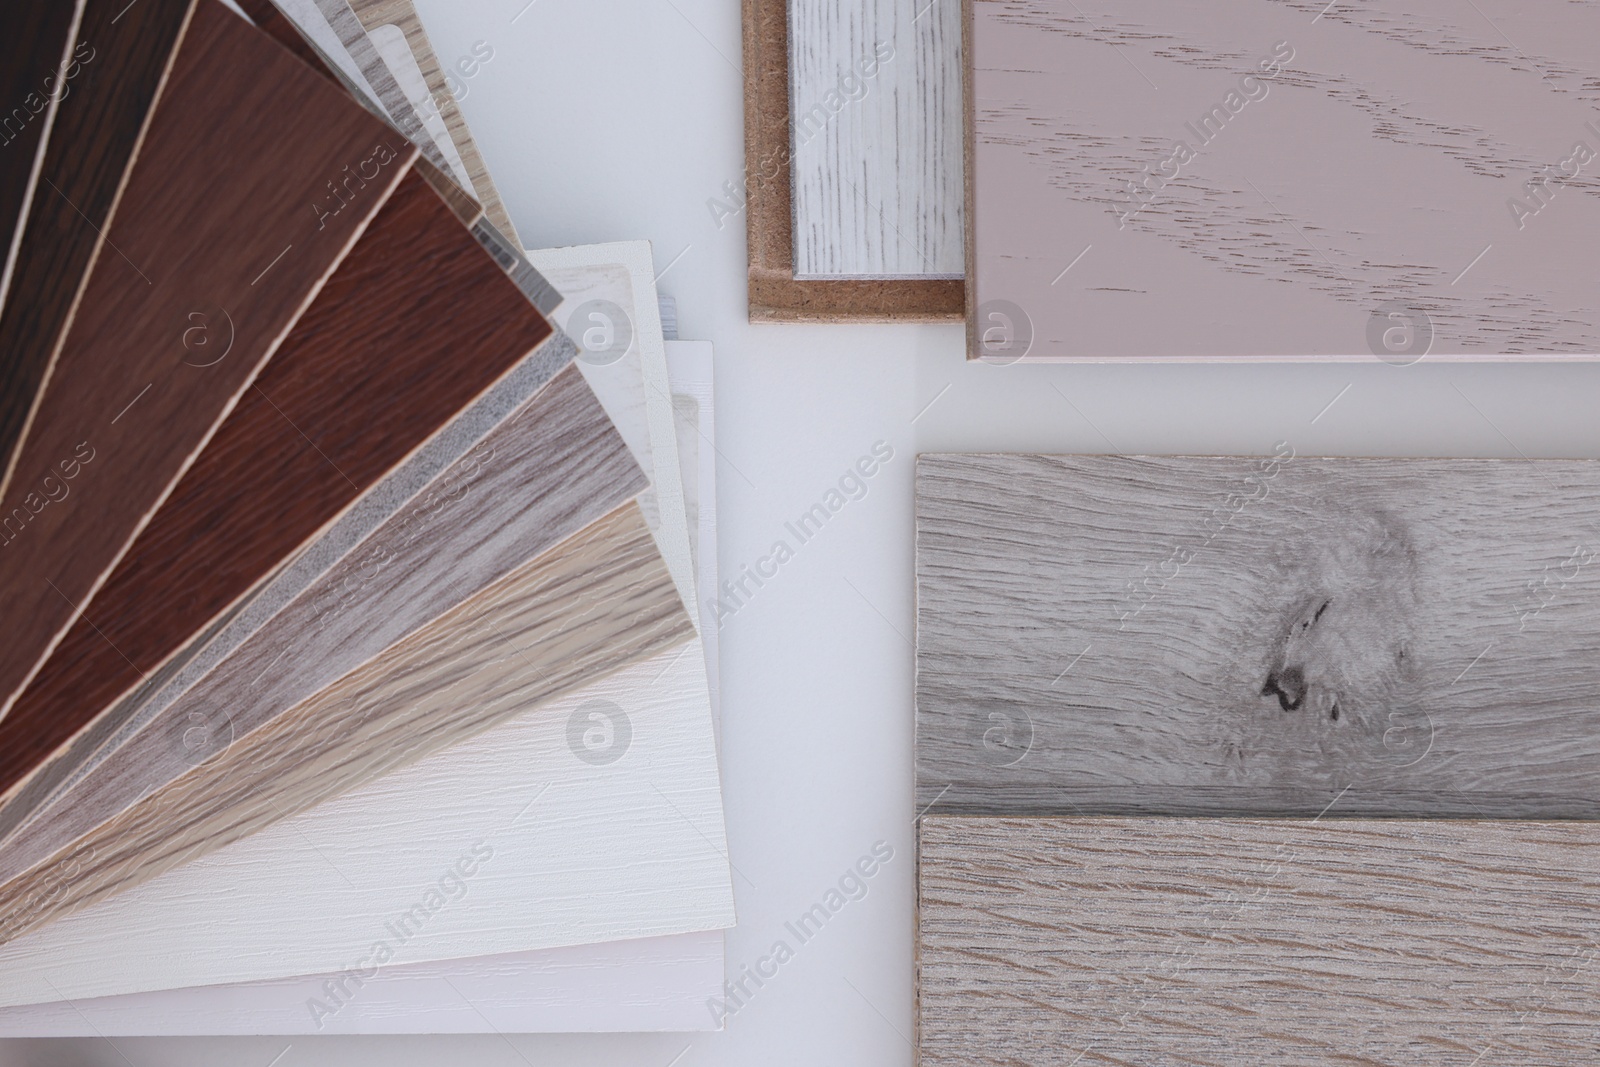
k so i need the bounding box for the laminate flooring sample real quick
[967,0,1600,360]
[0,640,733,1004]
[919,815,1600,1066]
[0,0,410,713]
[0,167,553,809]
[0,364,642,905]
[667,340,721,725]
[917,453,1600,817]
[0,1,86,317]
[789,0,962,277]
[0,0,192,503]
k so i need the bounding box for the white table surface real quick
[7,1,1600,1064]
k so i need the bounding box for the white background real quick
[6,0,1600,1064]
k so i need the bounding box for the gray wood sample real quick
[919,815,1600,1067]
[917,453,1600,817]
[967,0,1600,359]
[0,363,645,888]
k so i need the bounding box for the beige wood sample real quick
[966,0,1600,360]
[916,453,1600,818]
[919,815,1600,1066]
[0,502,691,942]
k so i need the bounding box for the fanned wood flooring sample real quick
[919,816,1600,1066]
[917,453,1600,817]
[0,0,412,715]
[967,0,1600,359]
[0,166,552,809]
[0,501,690,940]
[0,640,733,1003]
[0,364,644,907]
[0,0,189,496]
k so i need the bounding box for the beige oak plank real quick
[919,815,1600,1066]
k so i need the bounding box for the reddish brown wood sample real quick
[0,167,552,799]
[0,0,413,717]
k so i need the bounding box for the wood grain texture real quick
[789,0,962,278]
[0,363,643,892]
[0,501,691,943]
[967,0,1600,360]
[742,0,962,320]
[917,453,1600,817]
[0,0,191,508]
[0,0,413,714]
[919,815,1600,1066]
[0,1,86,318]
[0,931,725,1035]
[0,167,552,805]
[0,640,733,1004]
[666,340,721,726]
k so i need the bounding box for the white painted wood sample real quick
[0,932,724,1035]
[968,0,1600,359]
[667,340,721,726]
[367,22,470,190]
[0,641,733,1007]
[789,0,963,278]
[919,815,1600,1066]
[528,242,698,622]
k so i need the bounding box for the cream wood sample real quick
[916,453,1600,818]
[0,931,725,1035]
[0,364,643,895]
[0,640,733,1005]
[666,339,721,726]
[789,0,963,278]
[919,815,1600,1066]
[967,0,1600,359]
[0,502,692,941]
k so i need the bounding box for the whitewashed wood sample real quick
[0,503,691,940]
[528,242,697,621]
[919,815,1600,1066]
[916,453,1600,817]
[789,0,963,278]
[0,640,733,1006]
[0,364,643,896]
[667,340,721,726]
[0,931,724,1035]
[967,0,1600,359]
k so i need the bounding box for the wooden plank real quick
[666,340,721,726]
[741,0,962,320]
[0,167,553,808]
[966,0,1600,360]
[0,0,192,515]
[916,453,1600,817]
[0,931,725,1035]
[0,0,412,714]
[0,638,733,1004]
[0,363,644,896]
[919,815,1600,1066]
[0,500,691,942]
[788,0,962,278]
[0,1,87,318]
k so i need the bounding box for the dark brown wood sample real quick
[0,0,413,718]
[0,167,553,803]
[0,0,115,481]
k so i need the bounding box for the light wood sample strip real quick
[0,167,552,806]
[0,0,412,713]
[789,0,962,278]
[967,0,1600,360]
[0,641,733,1004]
[919,815,1600,1066]
[917,453,1600,817]
[0,363,642,891]
[0,0,191,493]
[0,502,689,941]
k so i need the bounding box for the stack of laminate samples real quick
[0,0,731,1036]
[915,453,1600,1066]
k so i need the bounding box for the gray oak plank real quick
[916,453,1600,817]
[967,0,1600,359]
[919,815,1600,1067]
